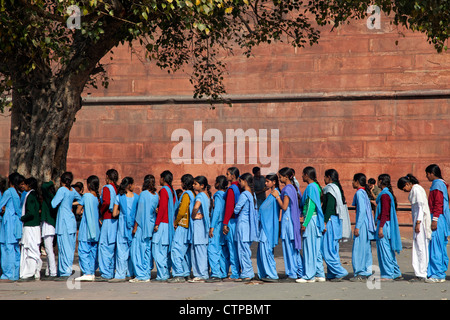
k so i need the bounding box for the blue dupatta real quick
[135,190,159,240]
[430,179,450,234]
[301,182,325,233]
[375,188,402,253]
[259,188,280,248]
[118,193,139,242]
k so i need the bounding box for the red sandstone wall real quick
[0,14,449,237]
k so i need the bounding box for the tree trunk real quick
[9,81,82,183]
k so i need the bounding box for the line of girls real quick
[0,163,448,283]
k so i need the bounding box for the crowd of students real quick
[0,163,448,284]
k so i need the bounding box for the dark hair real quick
[378,173,397,209]
[24,177,40,200]
[24,177,38,191]
[215,175,228,191]
[9,172,25,192]
[397,174,419,190]
[368,178,376,185]
[425,164,443,179]
[324,169,346,204]
[118,177,134,196]
[265,173,280,191]
[106,169,119,188]
[353,173,371,198]
[303,166,321,189]
[72,181,84,192]
[252,167,261,175]
[181,174,194,192]
[160,170,176,198]
[194,175,212,210]
[142,174,157,194]
[87,175,100,201]
[0,176,7,194]
[227,167,240,179]
[278,167,301,204]
[60,172,74,187]
[239,172,257,209]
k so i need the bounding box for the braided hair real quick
[87,175,100,201]
[239,172,257,210]
[425,164,443,179]
[160,170,176,198]
[278,167,301,204]
[265,173,280,191]
[181,174,194,192]
[353,173,371,199]
[142,174,157,194]
[397,174,419,190]
[118,177,134,196]
[194,175,212,212]
[378,173,397,209]
[106,169,119,190]
[303,166,321,190]
[324,168,346,204]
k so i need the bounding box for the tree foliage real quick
[0,0,447,111]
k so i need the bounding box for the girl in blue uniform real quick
[130,174,159,282]
[169,174,195,283]
[349,173,376,282]
[257,173,280,282]
[297,166,325,283]
[98,169,119,281]
[0,172,24,281]
[51,172,82,279]
[425,164,450,283]
[75,175,101,282]
[272,167,303,282]
[152,170,178,281]
[375,174,402,281]
[110,177,139,282]
[207,175,228,281]
[234,173,259,281]
[189,176,211,282]
[321,169,349,281]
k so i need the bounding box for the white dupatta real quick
[323,183,352,241]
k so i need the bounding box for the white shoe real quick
[129,278,150,283]
[75,274,95,281]
[296,277,316,283]
[316,277,326,282]
[188,277,206,283]
[425,278,446,283]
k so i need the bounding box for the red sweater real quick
[155,186,176,226]
[378,193,391,228]
[223,181,241,225]
[100,184,118,220]
[429,189,444,219]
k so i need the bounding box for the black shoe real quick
[18,276,36,282]
[349,276,367,282]
[168,276,186,283]
[261,277,279,283]
[280,277,297,283]
[206,277,222,283]
[53,276,70,281]
[328,277,344,282]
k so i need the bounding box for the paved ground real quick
[1,238,449,303]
